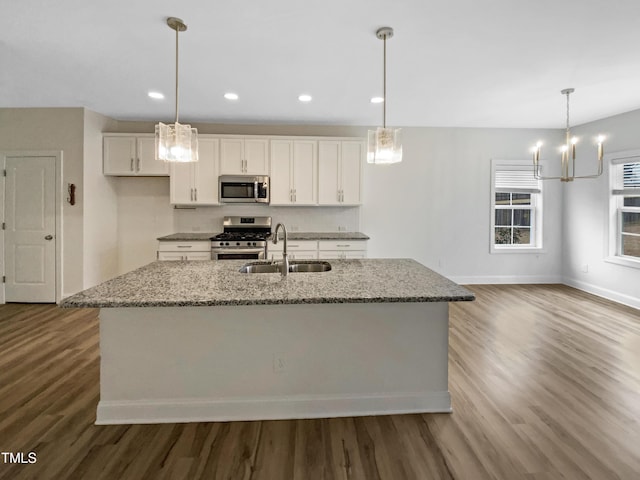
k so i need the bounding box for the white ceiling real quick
[5,0,640,129]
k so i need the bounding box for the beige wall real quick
[0,108,85,296]
[83,110,119,288]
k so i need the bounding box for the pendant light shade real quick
[156,121,198,163]
[155,17,198,163]
[368,127,402,164]
[367,27,402,164]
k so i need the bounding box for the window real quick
[609,153,640,266]
[490,160,543,252]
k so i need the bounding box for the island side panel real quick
[97,302,450,424]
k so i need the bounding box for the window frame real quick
[607,150,640,268]
[490,159,544,254]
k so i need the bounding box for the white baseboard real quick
[96,391,452,425]
[449,274,562,285]
[563,277,640,310]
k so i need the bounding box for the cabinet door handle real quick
[336,244,350,247]
[194,188,198,201]
[136,158,140,172]
[177,245,193,248]
[130,158,134,171]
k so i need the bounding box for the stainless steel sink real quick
[239,261,332,274]
[288,261,332,272]
[239,263,282,273]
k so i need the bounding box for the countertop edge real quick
[59,294,475,309]
[157,232,371,241]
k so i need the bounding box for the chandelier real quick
[155,17,198,163]
[532,88,604,182]
[367,27,402,164]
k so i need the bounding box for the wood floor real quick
[1,285,639,479]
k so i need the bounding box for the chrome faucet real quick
[273,223,289,276]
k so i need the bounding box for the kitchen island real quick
[61,259,474,424]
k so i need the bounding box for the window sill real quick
[491,246,545,254]
[604,255,640,269]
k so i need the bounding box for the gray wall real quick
[564,109,640,307]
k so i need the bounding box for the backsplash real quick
[174,205,361,233]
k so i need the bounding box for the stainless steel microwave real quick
[218,175,269,204]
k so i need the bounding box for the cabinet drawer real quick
[318,251,367,260]
[157,241,211,252]
[268,240,318,252]
[269,251,318,261]
[318,240,367,251]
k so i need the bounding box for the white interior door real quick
[5,156,56,302]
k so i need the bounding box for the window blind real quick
[495,168,541,193]
[612,161,640,196]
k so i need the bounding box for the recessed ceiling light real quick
[224,92,239,100]
[298,94,312,102]
[148,91,164,100]
[370,97,384,104]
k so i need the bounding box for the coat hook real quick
[67,183,76,205]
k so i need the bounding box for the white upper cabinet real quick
[103,135,169,176]
[170,138,219,205]
[220,138,269,175]
[318,140,363,205]
[270,140,317,205]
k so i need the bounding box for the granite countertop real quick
[283,232,370,241]
[60,259,474,308]
[157,233,219,241]
[157,232,370,241]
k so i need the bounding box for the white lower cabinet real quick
[157,241,211,261]
[318,240,367,259]
[267,239,368,260]
[267,240,318,261]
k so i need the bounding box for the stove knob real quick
[236,242,240,246]
[252,242,257,246]
[225,242,229,246]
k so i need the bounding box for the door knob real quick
[44,235,53,240]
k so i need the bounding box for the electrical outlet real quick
[289,225,299,232]
[338,225,346,232]
[582,264,589,273]
[273,354,286,373]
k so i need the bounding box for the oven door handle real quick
[254,180,259,201]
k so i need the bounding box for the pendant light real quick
[367,27,402,164]
[531,88,604,182]
[155,17,198,163]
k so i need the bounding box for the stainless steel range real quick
[210,216,271,260]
